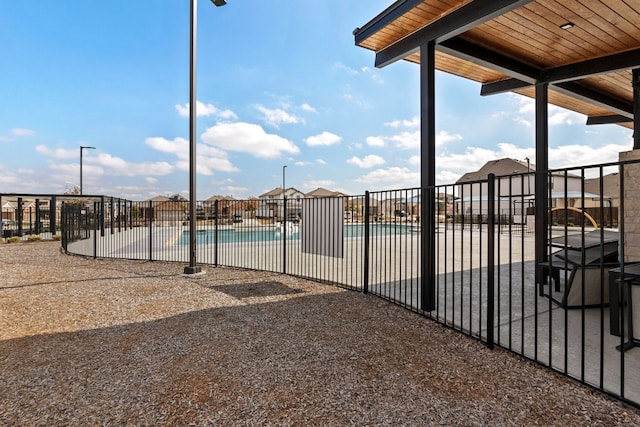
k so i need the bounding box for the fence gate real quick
[61,202,94,251]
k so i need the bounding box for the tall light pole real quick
[80,146,96,195]
[184,0,227,275]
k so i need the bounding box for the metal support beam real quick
[481,78,531,96]
[353,0,424,44]
[375,0,533,68]
[633,69,640,149]
[439,38,538,84]
[586,115,632,126]
[542,48,640,84]
[420,41,436,312]
[449,41,633,119]
[534,82,549,295]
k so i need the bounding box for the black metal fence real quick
[13,157,640,408]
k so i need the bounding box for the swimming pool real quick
[176,223,414,245]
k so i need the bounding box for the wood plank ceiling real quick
[355,0,640,129]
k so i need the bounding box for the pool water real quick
[177,223,413,245]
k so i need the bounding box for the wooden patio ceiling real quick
[354,0,640,129]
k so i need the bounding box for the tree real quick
[64,185,81,195]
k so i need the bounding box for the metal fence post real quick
[100,196,105,237]
[110,197,115,234]
[17,197,23,237]
[214,200,219,266]
[282,197,287,274]
[487,173,496,349]
[149,200,153,262]
[35,198,41,235]
[364,191,370,294]
[93,201,98,259]
[51,196,57,235]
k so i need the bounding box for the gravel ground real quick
[1,241,640,426]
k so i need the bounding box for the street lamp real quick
[80,146,96,195]
[185,0,227,275]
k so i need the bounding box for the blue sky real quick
[0,1,633,200]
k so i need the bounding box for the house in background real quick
[456,158,590,216]
[204,195,236,220]
[153,200,187,225]
[259,187,305,218]
[585,172,620,208]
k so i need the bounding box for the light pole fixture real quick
[80,146,96,195]
[282,165,287,200]
[185,0,227,275]
[282,165,287,220]
[525,156,531,195]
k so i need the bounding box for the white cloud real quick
[201,122,299,159]
[332,62,359,75]
[436,130,463,147]
[511,96,585,127]
[93,153,175,177]
[390,131,419,150]
[36,145,79,159]
[146,136,237,174]
[316,159,327,165]
[365,129,461,151]
[175,100,237,119]
[347,154,386,168]
[341,85,371,109]
[549,109,583,126]
[305,131,342,147]
[385,117,419,128]
[548,142,629,168]
[12,128,36,137]
[220,185,249,196]
[360,66,384,84]
[145,177,158,184]
[301,103,317,113]
[295,161,311,166]
[366,136,385,147]
[355,167,419,190]
[302,179,334,190]
[256,105,301,128]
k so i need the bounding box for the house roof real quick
[205,195,236,202]
[456,158,535,183]
[148,195,171,202]
[305,187,347,198]
[585,172,620,198]
[259,187,305,198]
[355,1,639,129]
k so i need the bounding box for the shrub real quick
[27,235,42,242]
[7,236,21,243]
[52,234,62,241]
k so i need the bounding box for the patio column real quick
[420,41,436,312]
[534,82,549,289]
[619,69,640,262]
[619,149,640,263]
